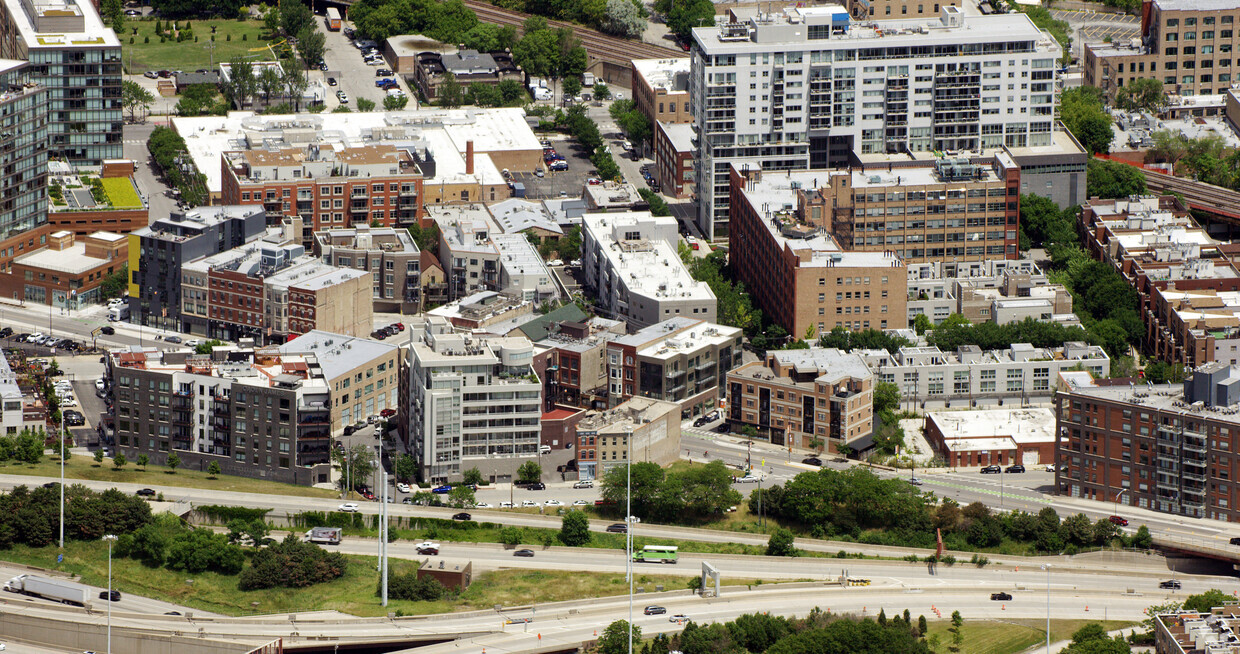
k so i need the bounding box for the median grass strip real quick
[0,541,755,617]
[924,618,1136,654]
[0,457,335,498]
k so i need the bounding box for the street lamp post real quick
[626,425,633,654]
[103,534,118,654]
[1114,488,1128,517]
[59,409,65,549]
[1041,563,1052,654]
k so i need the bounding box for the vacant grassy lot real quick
[0,541,755,617]
[120,19,273,74]
[0,455,335,498]
[100,177,142,208]
[924,618,1136,654]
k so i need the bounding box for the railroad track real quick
[462,0,683,67]
[1142,168,1240,221]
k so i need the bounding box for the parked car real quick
[1159,580,1182,589]
[1005,464,1025,473]
[1109,515,1129,526]
[643,606,667,615]
[520,500,538,507]
[572,480,594,489]
[1044,464,1056,472]
[143,70,158,79]
[990,592,1012,601]
[513,549,535,557]
[714,423,730,434]
[543,499,563,507]
[327,77,337,86]
[1230,536,1240,546]
[980,464,1001,474]
[376,68,392,76]
[801,457,823,466]
[527,482,545,490]
[431,485,452,494]
[572,499,589,506]
[338,503,360,512]
[164,335,182,344]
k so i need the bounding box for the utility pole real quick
[204,40,216,72]
[626,425,633,654]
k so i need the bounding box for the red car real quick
[1109,515,1129,526]
[380,408,397,418]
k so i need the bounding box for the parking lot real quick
[317,18,416,111]
[508,135,596,199]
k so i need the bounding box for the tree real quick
[446,485,476,508]
[99,264,128,300]
[597,620,641,654]
[356,97,376,112]
[593,82,611,100]
[166,452,180,472]
[394,454,417,483]
[262,4,281,36]
[1115,77,1166,113]
[282,66,308,111]
[463,467,485,486]
[256,65,281,108]
[1060,87,1114,155]
[660,0,714,42]
[113,452,127,470]
[207,460,221,478]
[279,0,313,37]
[517,460,542,484]
[439,72,463,108]
[913,313,933,335]
[559,509,590,546]
[563,76,582,99]
[499,526,522,546]
[1184,589,1234,613]
[513,28,559,79]
[766,528,797,556]
[383,94,408,110]
[94,449,105,466]
[223,57,255,107]
[297,26,326,68]
[948,610,964,653]
[122,81,155,123]
[603,0,645,38]
[137,454,149,472]
[334,444,376,493]
[873,382,901,415]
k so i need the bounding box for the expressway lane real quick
[0,472,1231,574]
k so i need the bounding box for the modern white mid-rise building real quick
[581,212,717,330]
[407,317,542,483]
[690,5,1062,238]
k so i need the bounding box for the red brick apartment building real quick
[221,144,424,243]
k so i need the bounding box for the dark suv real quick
[606,523,627,533]
[1005,464,1026,473]
[980,465,1001,474]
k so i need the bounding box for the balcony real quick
[299,412,330,426]
[173,388,193,398]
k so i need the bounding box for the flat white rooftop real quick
[3,0,121,49]
[927,407,1056,449]
[632,58,690,94]
[173,108,538,193]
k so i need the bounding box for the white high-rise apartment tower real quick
[691,5,1062,239]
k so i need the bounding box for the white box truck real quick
[107,305,128,322]
[304,527,342,545]
[4,574,89,606]
[583,72,595,87]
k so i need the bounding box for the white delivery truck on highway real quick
[303,526,342,545]
[3,574,90,606]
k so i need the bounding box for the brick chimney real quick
[465,140,474,175]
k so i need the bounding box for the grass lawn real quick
[100,177,142,208]
[924,618,1137,654]
[0,541,756,617]
[0,456,335,498]
[120,19,273,74]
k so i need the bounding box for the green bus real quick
[633,545,678,564]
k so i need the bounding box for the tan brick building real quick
[1083,0,1240,101]
[632,58,691,127]
[845,0,958,20]
[726,348,874,452]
